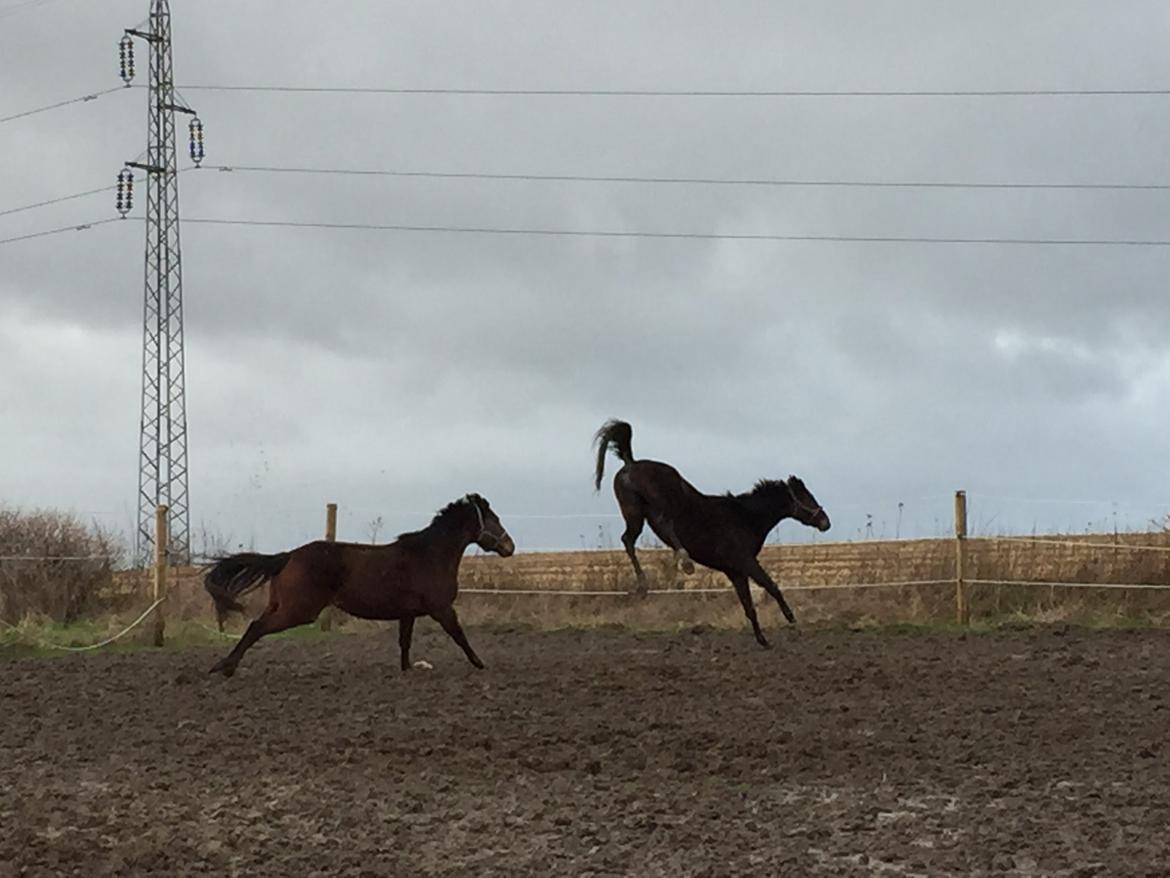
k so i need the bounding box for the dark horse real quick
[593,419,830,647]
[203,493,514,676]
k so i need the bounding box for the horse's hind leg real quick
[430,605,485,669]
[618,511,649,594]
[209,577,328,677]
[730,573,769,648]
[650,514,694,575]
[209,616,274,677]
[746,561,797,625]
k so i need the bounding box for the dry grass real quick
[456,532,1170,628]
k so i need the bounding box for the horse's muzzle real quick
[495,534,516,557]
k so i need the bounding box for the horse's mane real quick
[395,496,476,545]
[727,479,791,512]
[725,478,787,499]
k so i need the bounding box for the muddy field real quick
[2,624,1169,876]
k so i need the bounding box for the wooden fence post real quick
[325,502,338,542]
[954,490,969,626]
[153,504,168,646]
[319,502,338,631]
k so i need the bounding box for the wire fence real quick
[3,501,1169,648]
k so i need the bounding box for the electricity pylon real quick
[119,0,204,564]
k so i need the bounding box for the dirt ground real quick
[2,623,1169,876]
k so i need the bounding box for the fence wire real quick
[977,536,1170,553]
[968,579,1170,591]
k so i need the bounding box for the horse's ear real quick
[788,475,803,487]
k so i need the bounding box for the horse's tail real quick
[203,551,292,616]
[593,419,636,490]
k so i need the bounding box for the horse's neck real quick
[745,496,794,536]
[431,525,475,564]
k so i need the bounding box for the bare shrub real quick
[0,507,125,623]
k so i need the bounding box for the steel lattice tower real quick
[122,0,199,564]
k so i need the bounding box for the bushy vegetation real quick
[0,506,124,623]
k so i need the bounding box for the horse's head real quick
[787,476,830,532]
[464,494,515,557]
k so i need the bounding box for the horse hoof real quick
[681,560,695,575]
[756,636,772,649]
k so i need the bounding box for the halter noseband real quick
[465,495,502,548]
[786,482,824,520]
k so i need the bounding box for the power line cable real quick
[0,0,65,19]
[0,169,174,219]
[0,85,126,124]
[6,164,1165,222]
[0,216,129,246]
[178,84,1170,98]
[211,163,1170,192]
[8,213,1170,249]
[0,183,118,218]
[180,216,1170,247]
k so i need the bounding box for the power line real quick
[0,183,117,219]
[182,216,1170,247]
[6,164,1166,222]
[0,216,129,246]
[0,0,66,19]
[7,213,1170,249]
[9,207,1170,249]
[178,84,1170,98]
[0,168,187,219]
[212,163,1170,193]
[0,85,126,125]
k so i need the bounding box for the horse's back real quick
[615,458,700,507]
[289,540,435,620]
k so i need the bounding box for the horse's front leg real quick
[745,561,797,625]
[430,604,485,669]
[398,616,416,671]
[729,573,769,648]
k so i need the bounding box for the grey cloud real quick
[2,2,1169,552]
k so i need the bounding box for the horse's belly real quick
[333,590,425,621]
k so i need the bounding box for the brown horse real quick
[593,419,830,647]
[203,493,514,676]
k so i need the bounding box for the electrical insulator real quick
[119,35,135,85]
[188,116,205,166]
[116,168,134,217]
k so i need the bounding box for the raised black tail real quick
[203,551,292,616]
[593,419,636,490]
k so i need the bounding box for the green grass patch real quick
[0,617,341,660]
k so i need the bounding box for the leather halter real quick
[465,495,504,549]
[787,483,825,521]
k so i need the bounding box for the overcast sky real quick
[2,1,1169,555]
